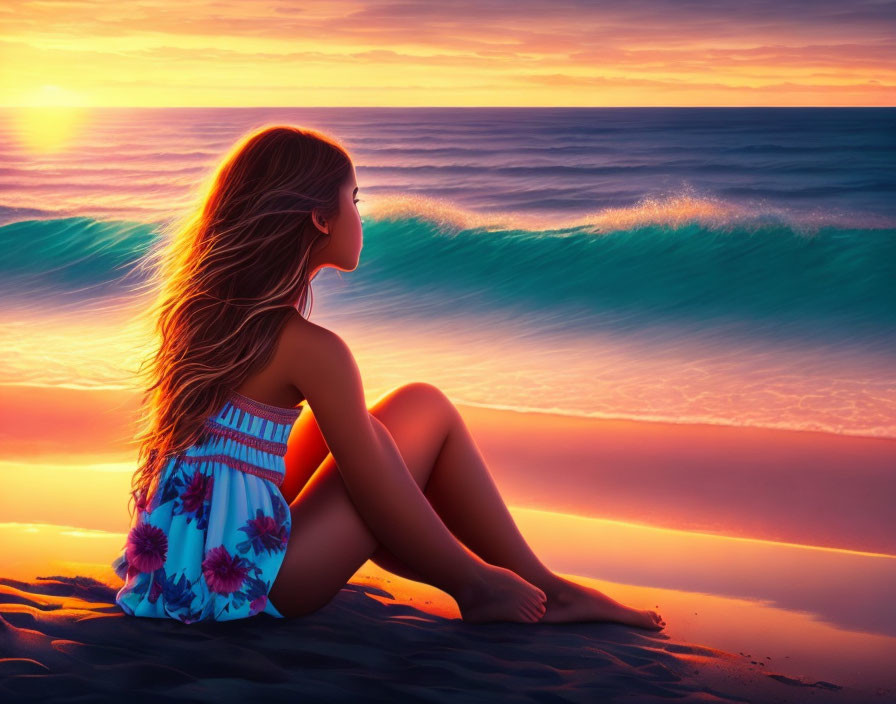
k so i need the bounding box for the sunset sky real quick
[1,0,894,108]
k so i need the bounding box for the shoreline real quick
[3,380,893,447]
[1,383,894,555]
[458,396,896,443]
[1,383,894,700]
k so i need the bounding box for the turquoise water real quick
[2,214,893,348]
[1,107,893,437]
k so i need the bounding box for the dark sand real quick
[0,573,859,704]
[1,384,893,702]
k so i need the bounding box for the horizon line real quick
[1,104,893,109]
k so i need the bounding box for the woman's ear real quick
[310,209,329,235]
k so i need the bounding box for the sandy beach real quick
[1,384,894,702]
[0,569,855,704]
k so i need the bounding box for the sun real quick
[12,86,91,153]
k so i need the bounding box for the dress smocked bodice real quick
[186,391,304,488]
[110,392,304,623]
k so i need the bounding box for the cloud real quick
[2,0,893,106]
[3,0,893,43]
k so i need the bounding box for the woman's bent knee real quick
[398,381,449,404]
[374,381,450,410]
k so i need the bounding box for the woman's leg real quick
[276,382,664,628]
[279,385,446,585]
[267,426,428,618]
[281,383,554,586]
[370,385,561,590]
[267,383,545,621]
[362,384,665,629]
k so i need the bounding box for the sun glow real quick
[17,85,88,108]
[7,86,90,153]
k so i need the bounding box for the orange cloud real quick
[1,0,892,106]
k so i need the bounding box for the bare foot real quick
[455,564,547,624]
[538,575,666,630]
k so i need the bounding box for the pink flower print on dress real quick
[201,545,250,594]
[249,595,267,615]
[180,470,213,514]
[237,508,289,556]
[125,522,168,573]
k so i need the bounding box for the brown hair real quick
[125,124,352,518]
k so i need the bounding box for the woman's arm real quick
[286,322,484,596]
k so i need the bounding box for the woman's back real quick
[111,315,310,622]
[232,310,308,412]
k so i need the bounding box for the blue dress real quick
[110,391,303,622]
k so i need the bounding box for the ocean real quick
[1,106,894,438]
[3,108,896,689]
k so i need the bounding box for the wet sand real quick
[1,384,894,702]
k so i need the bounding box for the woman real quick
[112,124,665,630]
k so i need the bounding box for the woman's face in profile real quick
[309,165,362,274]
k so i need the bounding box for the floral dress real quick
[110,391,303,622]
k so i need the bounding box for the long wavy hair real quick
[125,124,353,519]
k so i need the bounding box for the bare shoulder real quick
[281,310,350,357]
[279,311,376,483]
[280,311,355,390]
